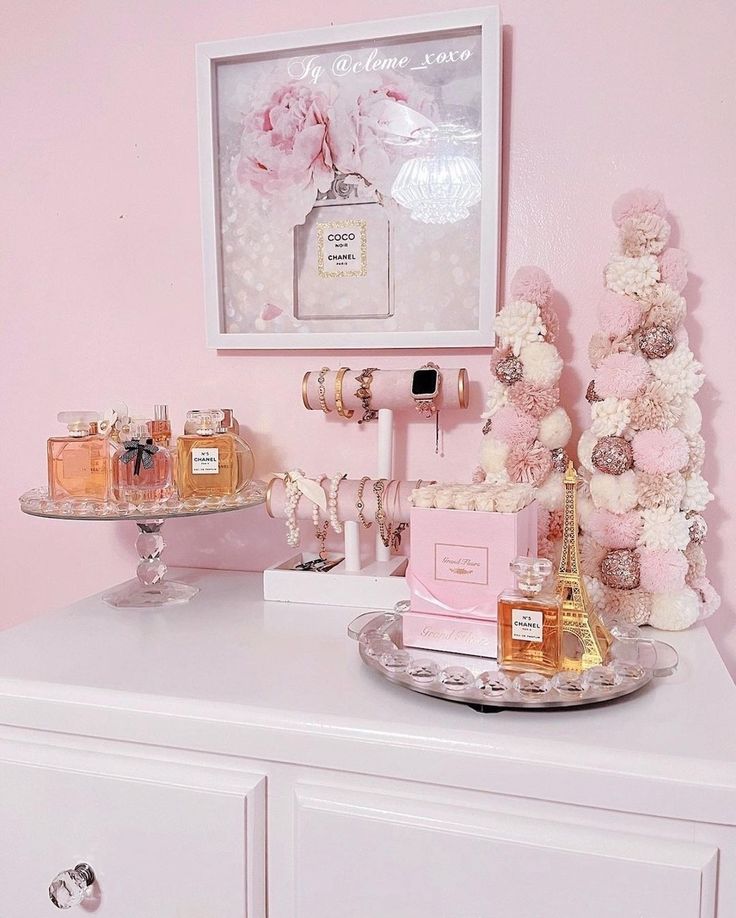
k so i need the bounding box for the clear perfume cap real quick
[154,404,169,421]
[510,556,553,596]
[186,409,223,436]
[57,411,99,437]
[120,419,151,441]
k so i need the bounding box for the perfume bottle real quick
[111,420,174,504]
[176,410,254,498]
[148,404,172,447]
[47,411,109,501]
[497,557,562,675]
[183,408,239,436]
[293,172,394,321]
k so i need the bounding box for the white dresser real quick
[0,569,733,918]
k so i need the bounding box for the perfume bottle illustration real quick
[47,411,109,502]
[293,172,394,321]
[176,410,254,498]
[497,557,562,675]
[111,420,174,504]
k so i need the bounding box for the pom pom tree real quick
[578,190,719,630]
[477,267,572,564]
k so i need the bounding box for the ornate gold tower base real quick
[557,463,612,673]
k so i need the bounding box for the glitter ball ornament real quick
[495,355,523,386]
[550,448,568,473]
[600,548,641,590]
[586,380,602,403]
[591,436,633,475]
[687,513,708,544]
[639,325,676,360]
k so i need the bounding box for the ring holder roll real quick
[266,478,418,524]
[302,368,469,413]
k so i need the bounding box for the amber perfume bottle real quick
[497,557,562,675]
[148,404,172,447]
[111,421,174,504]
[47,411,109,501]
[176,410,254,499]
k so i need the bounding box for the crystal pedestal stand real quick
[102,520,199,608]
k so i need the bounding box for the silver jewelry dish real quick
[349,609,678,712]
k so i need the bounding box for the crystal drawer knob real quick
[48,863,95,909]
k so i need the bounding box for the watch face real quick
[412,368,439,397]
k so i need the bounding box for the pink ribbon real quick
[405,564,497,619]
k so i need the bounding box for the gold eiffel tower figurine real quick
[557,462,612,672]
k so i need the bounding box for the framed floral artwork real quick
[197,7,501,349]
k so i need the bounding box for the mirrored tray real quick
[349,610,678,712]
[19,483,266,608]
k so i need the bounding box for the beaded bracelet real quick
[284,469,305,547]
[311,474,328,559]
[328,472,347,533]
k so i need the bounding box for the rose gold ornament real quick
[586,380,602,403]
[550,447,568,473]
[639,325,676,360]
[495,355,523,386]
[600,548,640,590]
[591,436,633,475]
[687,512,708,544]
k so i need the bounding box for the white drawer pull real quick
[48,863,95,909]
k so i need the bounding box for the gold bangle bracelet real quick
[302,372,313,411]
[335,367,354,419]
[317,366,331,413]
[265,477,276,518]
[356,476,372,528]
[458,368,469,409]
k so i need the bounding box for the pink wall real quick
[2,1,734,671]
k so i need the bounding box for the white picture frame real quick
[197,7,501,350]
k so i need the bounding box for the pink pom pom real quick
[588,509,643,549]
[472,466,486,483]
[658,248,688,293]
[506,441,553,484]
[597,290,642,337]
[691,576,721,619]
[538,302,560,343]
[594,352,651,399]
[632,428,689,474]
[489,405,539,447]
[510,266,552,307]
[612,189,666,226]
[639,549,688,593]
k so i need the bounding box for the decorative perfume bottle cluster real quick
[46,407,253,504]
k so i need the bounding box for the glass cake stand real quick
[349,606,678,712]
[19,482,266,608]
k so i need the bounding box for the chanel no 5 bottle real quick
[497,557,562,675]
[112,420,174,504]
[176,410,254,499]
[47,411,109,501]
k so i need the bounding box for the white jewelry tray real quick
[349,610,678,712]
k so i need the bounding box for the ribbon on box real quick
[405,564,497,620]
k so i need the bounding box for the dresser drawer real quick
[0,756,266,917]
[293,785,717,918]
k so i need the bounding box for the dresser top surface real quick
[0,569,734,794]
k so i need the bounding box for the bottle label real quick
[191,447,219,475]
[512,608,543,643]
[317,219,367,278]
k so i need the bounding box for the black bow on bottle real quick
[120,438,159,477]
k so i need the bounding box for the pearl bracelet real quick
[284,469,305,547]
[328,472,346,533]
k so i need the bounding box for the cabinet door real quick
[0,756,266,918]
[293,785,717,918]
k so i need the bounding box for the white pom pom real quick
[577,493,596,530]
[535,472,564,510]
[518,341,564,387]
[538,407,572,450]
[479,437,509,476]
[681,474,714,512]
[649,586,700,631]
[589,470,638,513]
[677,398,702,435]
[578,430,598,473]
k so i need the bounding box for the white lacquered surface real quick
[0,569,733,823]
